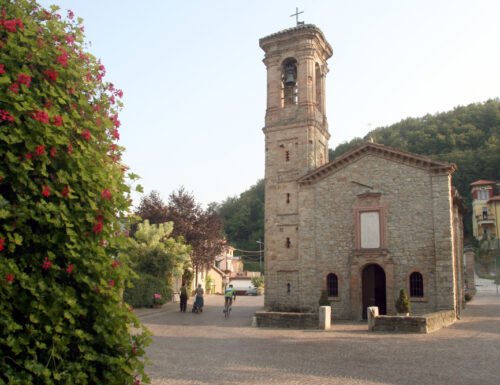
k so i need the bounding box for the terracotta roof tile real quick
[470,179,496,186]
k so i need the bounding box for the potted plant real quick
[251,276,265,295]
[395,288,411,316]
[319,289,331,307]
[152,293,163,308]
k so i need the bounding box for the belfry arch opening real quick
[282,58,298,106]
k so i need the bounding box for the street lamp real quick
[256,240,263,273]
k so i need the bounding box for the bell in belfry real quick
[284,64,296,86]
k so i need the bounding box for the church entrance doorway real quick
[362,264,386,319]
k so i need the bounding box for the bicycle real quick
[223,298,232,318]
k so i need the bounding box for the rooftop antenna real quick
[290,7,304,26]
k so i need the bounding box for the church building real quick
[260,24,465,320]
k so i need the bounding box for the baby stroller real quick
[192,295,204,313]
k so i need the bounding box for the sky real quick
[36,0,500,207]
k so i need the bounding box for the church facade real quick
[260,24,464,320]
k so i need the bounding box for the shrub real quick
[465,293,472,302]
[251,275,264,289]
[0,2,149,383]
[319,289,331,306]
[124,273,171,308]
[395,289,411,314]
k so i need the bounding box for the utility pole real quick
[256,240,263,273]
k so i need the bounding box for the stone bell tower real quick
[260,25,333,311]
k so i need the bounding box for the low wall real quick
[255,311,318,329]
[372,310,456,333]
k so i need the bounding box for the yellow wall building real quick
[470,180,500,240]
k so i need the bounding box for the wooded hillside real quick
[217,99,500,250]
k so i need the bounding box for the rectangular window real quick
[286,237,291,248]
[285,150,290,162]
[360,211,380,248]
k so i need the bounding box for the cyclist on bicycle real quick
[224,284,236,312]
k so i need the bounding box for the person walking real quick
[179,283,188,312]
[194,283,204,312]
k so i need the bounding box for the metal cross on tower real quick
[290,7,304,26]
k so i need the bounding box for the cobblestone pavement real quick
[136,288,500,385]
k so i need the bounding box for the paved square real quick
[137,285,500,385]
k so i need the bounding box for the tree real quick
[0,2,148,383]
[129,220,190,279]
[124,220,191,308]
[135,190,168,226]
[166,187,224,282]
[215,179,264,252]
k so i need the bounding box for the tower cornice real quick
[259,24,333,60]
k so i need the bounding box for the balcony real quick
[476,214,495,225]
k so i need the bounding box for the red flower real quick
[109,143,117,152]
[9,83,19,94]
[110,114,121,128]
[42,185,50,197]
[116,89,124,98]
[50,147,56,157]
[0,238,4,251]
[109,280,115,287]
[110,129,120,140]
[86,72,92,82]
[35,145,45,156]
[81,129,91,141]
[42,257,52,270]
[101,188,111,201]
[67,142,73,154]
[134,380,140,385]
[31,110,50,123]
[66,264,74,274]
[0,64,5,74]
[67,9,74,19]
[111,260,121,269]
[61,186,70,197]
[56,53,68,67]
[43,68,58,82]
[51,115,62,126]
[16,74,31,87]
[2,18,23,32]
[133,345,137,355]
[93,221,103,233]
[5,273,14,284]
[0,109,14,122]
[25,153,32,159]
[65,34,75,46]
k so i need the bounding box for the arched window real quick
[326,273,338,297]
[409,272,424,297]
[315,63,322,113]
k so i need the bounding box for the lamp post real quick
[256,240,263,273]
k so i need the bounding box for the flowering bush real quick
[152,293,164,305]
[0,1,149,384]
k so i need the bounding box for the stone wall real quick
[372,310,456,333]
[255,311,318,329]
